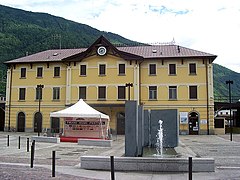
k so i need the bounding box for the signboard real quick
[63,117,109,138]
[180,112,188,124]
[64,118,106,131]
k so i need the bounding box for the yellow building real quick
[4,36,217,135]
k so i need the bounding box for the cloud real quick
[148,5,190,15]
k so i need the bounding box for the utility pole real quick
[226,80,233,141]
[125,83,133,101]
[37,84,44,136]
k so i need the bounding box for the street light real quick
[125,83,133,101]
[226,80,233,141]
[37,84,44,136]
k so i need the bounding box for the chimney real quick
[177,46,180,53]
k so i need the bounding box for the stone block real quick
[78,139,112,147]
[80,156,215,172]
[31,136,60,143]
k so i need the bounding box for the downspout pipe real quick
[206,59,209,135]
[8,66,13,131]
[138,60,144,105]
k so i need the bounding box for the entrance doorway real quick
[34,112,42,133]
[51,117,60,133]
[17,112,25,132]
[0,107,5,131]
[117,112,125,135]
[189,112,199,135]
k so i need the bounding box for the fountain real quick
[155,120,163,156]
[80,102,215,172]
[143,119,177,158]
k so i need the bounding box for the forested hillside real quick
[0,4,239,99]
[0,5,140,94]
[213,63,240,99]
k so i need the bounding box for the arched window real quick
[117,112,125,135]
[34,112,42,133]
[17,112,25,132]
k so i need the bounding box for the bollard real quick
[27,138,29,152]
[30,145,34,168]
[189,157,192,180]
[32,140,35,161]
[18,136,21,149]
[52,151,56,177]
[110,156,115,180]
[7,135,9,146]
[32,140,35,147]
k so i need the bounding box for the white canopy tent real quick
[50,99,110,138]
[50,99,109,119]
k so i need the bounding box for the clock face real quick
[97,46,107,56]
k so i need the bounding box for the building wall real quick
[5,54,214,134]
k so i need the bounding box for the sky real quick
[0,0,240,73]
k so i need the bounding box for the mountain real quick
[213,63,240,101]
[0,4,140,94]
[0,5,139,62]
[0,4,239,100]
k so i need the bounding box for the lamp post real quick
[37,84,44,136]
[125,83,133,101]
[226,80,233,141]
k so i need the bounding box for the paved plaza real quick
[1,132,240,179]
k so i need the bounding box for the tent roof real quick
[50,99,109,119]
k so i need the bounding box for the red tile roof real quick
[5,48,86,64]
[5,44,216,64]
[118,45,216,59]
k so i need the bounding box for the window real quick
[79,86,86,99]
[169,64,176,75]
[118,86,126,99]
[53,87,60,100]
[36,87,43,100]
[119,64,125,75]
[80,65,86,76]
[20,68,26,78]
[189,63,196,75]
[19,88,26,100]
[37,67,43,78]
[99,64,106,75]
[189,86,197,99]
[149,86,157,100]
[54,67,60,77]
[169,86,177,100]
[149,64,156,75]
[98,86,106,99]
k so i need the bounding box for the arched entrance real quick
[51,117,60,133]
[0,107,5,131]
[34,112,42,133]
[17,112,25,132]
[117,112,125,135]
[189,111,199,135]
